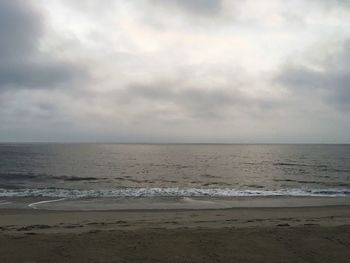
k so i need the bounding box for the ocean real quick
[0,143,350,209]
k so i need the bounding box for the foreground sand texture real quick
[1,206,350,262]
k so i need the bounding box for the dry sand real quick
[1,206,350,262]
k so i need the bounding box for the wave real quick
[273,179,350,187]
[0,187,349,198]
[273,162,329,168]
[0,173,104,181]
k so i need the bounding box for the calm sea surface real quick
[0,144,350,198]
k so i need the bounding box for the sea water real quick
[0,144,349,209]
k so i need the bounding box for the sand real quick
[1,206,350,262]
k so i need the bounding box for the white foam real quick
[28,198,66,209]
[0,187,349,198]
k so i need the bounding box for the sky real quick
[0,0,350,143]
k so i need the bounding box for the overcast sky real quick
[0,0,350,143]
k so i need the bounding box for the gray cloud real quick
[117,79,277,121]
[123,83,235,119]
[149,0,223,16]
[1,0,350,143]
[276,39,350,111]
[315,0,350,9]
[0,1,41,58]
[0,0,85,90]
[0,59,85,89]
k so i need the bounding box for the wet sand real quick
[1,206,350,262]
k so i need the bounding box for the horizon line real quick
[0,142,349,145]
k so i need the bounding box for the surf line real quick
[0,202,11,205]
[28,198,66,209]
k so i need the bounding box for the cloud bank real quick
[0,0,350,143]
[0,0,85,90]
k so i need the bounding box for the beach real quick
[1,144,350,261]
[1,205,350,262]
[1,0,350,259]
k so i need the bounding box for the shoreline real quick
[1,196,350,211]
[1,205,350,232]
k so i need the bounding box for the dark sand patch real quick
[0,206,350,262]
[0,226,350,263]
